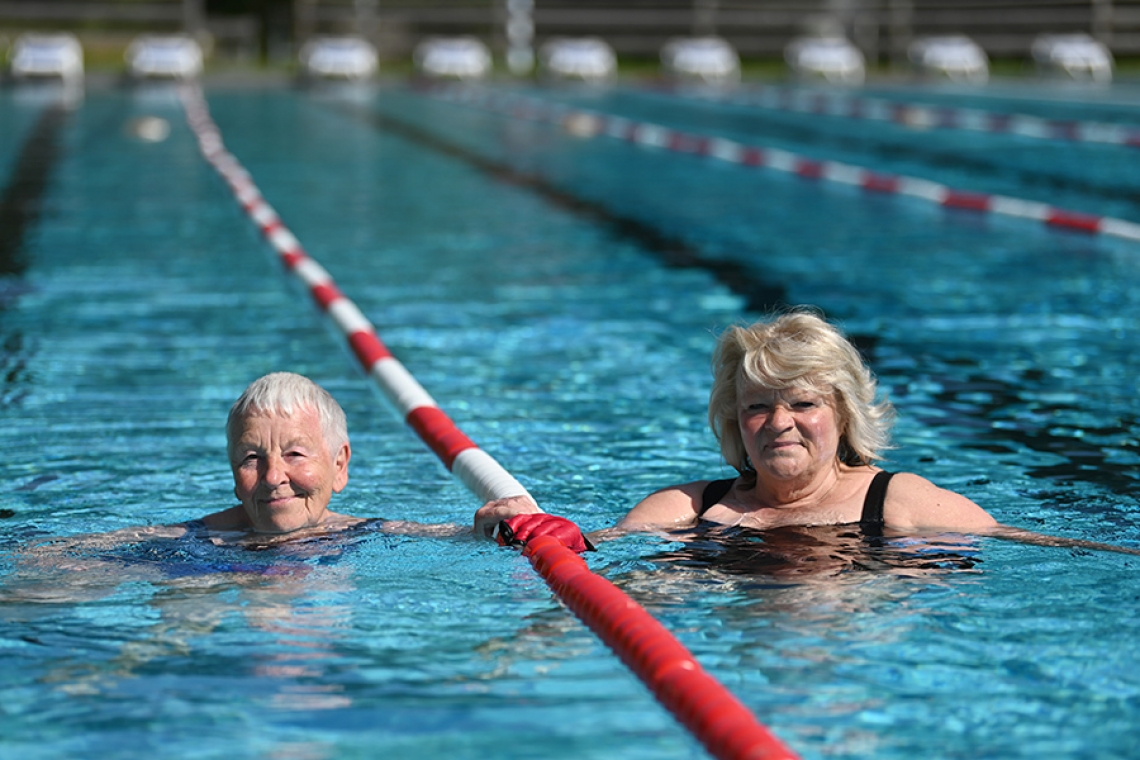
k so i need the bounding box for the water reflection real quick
[2,528,370,709]
[647,523,980,579]
[900,365,1140,496]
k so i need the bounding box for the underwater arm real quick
[982,525,1140,557]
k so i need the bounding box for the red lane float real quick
[436,87,1140,243]
[662,81,1140,148]
[526,536,798,760]
[177,85,799,760]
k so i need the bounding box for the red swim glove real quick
[497,513,595,553]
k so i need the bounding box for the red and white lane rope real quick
[178,85,528,505]
[436,87,1140,243]
[178,85,799,760]
[664,82,1140,148]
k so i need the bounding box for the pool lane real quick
[345,83,1140,514]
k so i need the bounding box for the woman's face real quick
[736,382,842,482]
[229,407,350,533]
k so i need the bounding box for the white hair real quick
[225,372,348,457]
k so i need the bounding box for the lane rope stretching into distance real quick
[661,81,1140,147]
[177,84,799,760]
[434,86,1140,243]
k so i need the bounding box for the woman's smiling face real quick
[229,406,350,534]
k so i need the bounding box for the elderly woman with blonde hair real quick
[615,309,997,535]
[476,309,999,546]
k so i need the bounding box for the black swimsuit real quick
[698,470,895,537]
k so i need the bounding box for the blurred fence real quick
[1,0,1139,64]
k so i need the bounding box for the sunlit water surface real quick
[1,77,1138,759]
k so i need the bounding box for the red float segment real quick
[347,330,393,368]
[1046,209,1104,232]
[862,173,900,193]
[525,536,799,760]
[310,282,344,309]
[279,250,307,269]
[405,405,480,468]
[941,190,992,211]
[741,147,766,166]
[794,160,823,179]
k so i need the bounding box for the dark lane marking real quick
[0,104,68,277]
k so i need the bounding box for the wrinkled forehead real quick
[228,404,324,444]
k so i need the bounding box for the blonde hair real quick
[226,372,348,458]
[707,310,894,476]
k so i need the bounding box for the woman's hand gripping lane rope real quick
[498,513,596,554]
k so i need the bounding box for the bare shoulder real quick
[884,472,998,532]
[615,481,708,532]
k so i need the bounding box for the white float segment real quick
[706,137,744,163]
[1008,116,1052,140]
[453,448,532,503]
[291,257,334,288]
[904,108,938,130]
[634,124,670,148]
[989,196,1051,221]
[268,227,301,255]
[235,183,262,207]
[1100,218,1140,241]
[1077,123,1128,145]
[370,358,438,416]
[249,203,280,229]
[821,162,865,186]
[326,298,374,337]
[764,149,798,173]
[956,110,990,132]
[895,177,950,203]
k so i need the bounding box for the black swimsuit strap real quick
[699,478,736,516]
[700,471,894,533]
[859,470,895,537]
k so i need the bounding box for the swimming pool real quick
[1,75,1138,759]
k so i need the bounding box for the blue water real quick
[1,76,1139,759]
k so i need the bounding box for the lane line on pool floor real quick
[432,85,1140,244]
[651,81,1140,148]
[177,84,800,760]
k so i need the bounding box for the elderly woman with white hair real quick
[199,371,361,535]
[477,309,999,546]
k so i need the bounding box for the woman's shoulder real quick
[882,471,998,531]
[617,480,720,531]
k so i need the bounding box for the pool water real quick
[1,76,1139,759]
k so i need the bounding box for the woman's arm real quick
[613,482,706,533]
[886,473,1140,556]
